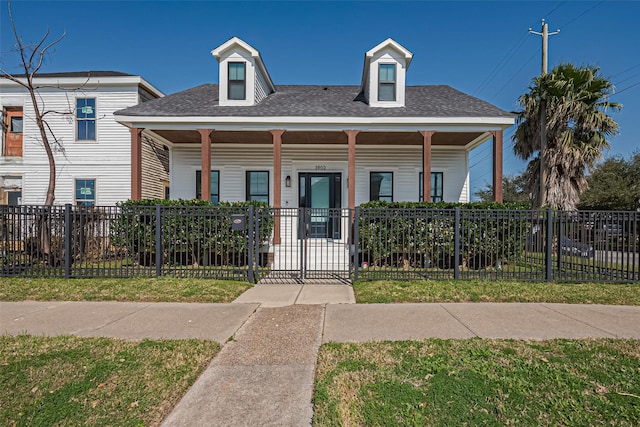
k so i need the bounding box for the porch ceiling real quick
[152,129,485,147]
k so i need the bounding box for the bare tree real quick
[1,0,68,264]
[1,0,66,207]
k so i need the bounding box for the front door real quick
[299,173,341,239]
[4,109,23,157]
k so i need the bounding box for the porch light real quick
[285,175,291,187]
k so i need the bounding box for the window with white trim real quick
[228,62,246,100]
[75,179,96,206]
[76,98,96,141]
[378,64,396,101]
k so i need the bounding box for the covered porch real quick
[130,127,505,205]
[129,127,505,251]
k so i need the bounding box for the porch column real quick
[492,130,503,203]
[419,131,434,202]
[198,129,213,201]
[345,130,359,210]
[130,128,143,201]
[271,129,285,245]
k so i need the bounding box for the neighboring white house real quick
[115,37,513,215]
[0,71,168,205]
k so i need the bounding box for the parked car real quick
[561,237,594,258]
[599,223,624,237]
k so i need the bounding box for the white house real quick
[114,36,513,267]
[0,71,168,206]
[116,37,512,213]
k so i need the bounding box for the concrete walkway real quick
[162,304,324,426]
[2,287,640,426]
[232,284,355,307]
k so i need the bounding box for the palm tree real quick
[513,63,621,210]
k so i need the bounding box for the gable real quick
[360,38,413,108]
[211,37,275,106]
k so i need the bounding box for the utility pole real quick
[529,19,560,207]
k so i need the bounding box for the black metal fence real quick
[0,205,268,280]
[355,207,639,282]
[1,205,639,283]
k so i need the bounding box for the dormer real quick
[360,38,413,108]
[211,37,275,106]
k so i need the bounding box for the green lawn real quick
[354,279,640,305]
[0,277,250,303]
[0,335,219,426]
[314,339,640,426]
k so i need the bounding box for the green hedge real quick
[110,199,273,266]
[357,201,532,269]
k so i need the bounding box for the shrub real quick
[110,199,273,266]
[357,201,531,269]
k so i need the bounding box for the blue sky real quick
[2,0,639,199]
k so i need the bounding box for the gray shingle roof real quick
[116,84,513,118]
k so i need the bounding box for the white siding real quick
[354,145,469,204]
[0,83,160,205]
[255,68,269,104]
[172,144,274,203]
[171,143,469,205]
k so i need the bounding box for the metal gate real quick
[256,208,353,283]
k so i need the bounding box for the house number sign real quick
[315,165,327,171]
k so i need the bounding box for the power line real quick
[473,35,529,97]
[543,1,568,19]
[609,81,640,97]
[472,2,567,98]
[557,1,604,28]
[614,71,640,86]
[493,50,539,98]
[473,147,522,183]
[611,63,640,79]
[469,129,516,169]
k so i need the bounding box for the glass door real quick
[299,173,341,238]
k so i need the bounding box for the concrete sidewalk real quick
[0,301,258,342]
[3,300,638,342]
[2,295,640,427]
[233,284,355,307]
[323,303,640,341]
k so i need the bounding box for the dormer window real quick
[228,62,246,100]
[361,38,412,108]
[212,37,275,106]
[378,64,396,101]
